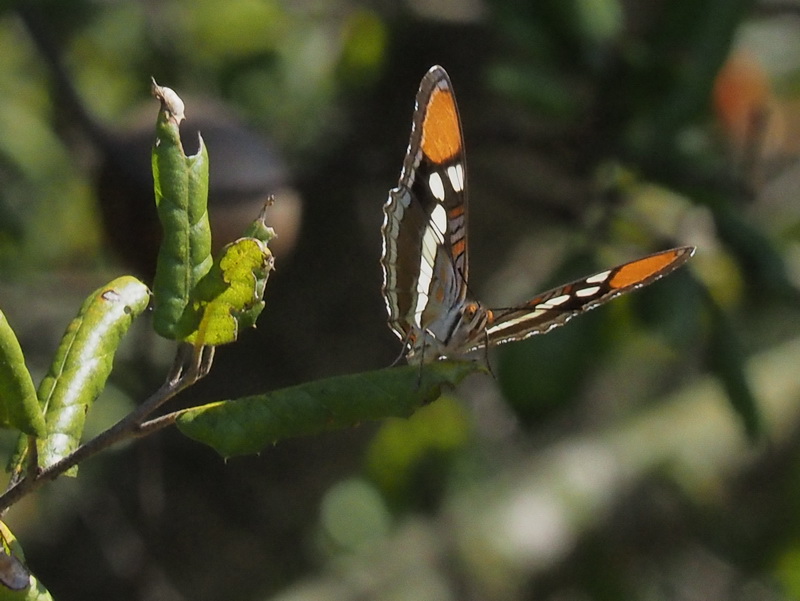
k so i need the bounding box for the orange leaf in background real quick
[713,50,786,160]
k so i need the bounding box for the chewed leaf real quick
[241,199,277,245]
[8,277,151,478]
[0,312,45,437]
[176,360,482,457]
[151,80,213,340]
[236,202,276,332]
[178,204,276,346]
[180,236,274,346]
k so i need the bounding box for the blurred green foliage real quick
[366,395,472,510]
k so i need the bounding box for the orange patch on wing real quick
[609,250,683,288]
[448,205,464,219]
[451,238,466,258]
[421,87,462,163]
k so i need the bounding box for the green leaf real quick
[179,205,276,346]
[176,361,482,457]
[9,277,151,478]
[150,80,213,340]
[0,521,53,600]
[0,312,45,437]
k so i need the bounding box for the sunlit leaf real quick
[8,277,151,478]
[177,361,482,457]
[179,204,275,346]
[0,311,45,437]
[238,203,277,329]
[150,80,213,340]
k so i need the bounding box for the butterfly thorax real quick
[404,299,490,364]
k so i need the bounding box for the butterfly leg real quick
[389,344,408,367]
[389,329,417,367]
[480,328,498,381]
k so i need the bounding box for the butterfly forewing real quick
[381,66,470,345]
[478,246,695,349]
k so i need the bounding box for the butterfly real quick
[380,65,695,365]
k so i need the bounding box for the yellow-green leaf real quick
[8,277,151,478]
[179,203,276,346]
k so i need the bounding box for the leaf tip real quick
[151,77,186,123]
[243,197,278,244]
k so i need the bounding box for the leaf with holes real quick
[180,236,274,346]
[178,203,276,346]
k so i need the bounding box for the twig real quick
[136,408,191,437]
[0,345,210,514]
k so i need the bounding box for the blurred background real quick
[1,0,800,599]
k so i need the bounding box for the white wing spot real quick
[429,172,446,201]
[431,203,447,237]
[575,286,601,297]
[421,233,437,264]
[488,310,546,333]
[585,270,611,284]
[413,204,449,328]
[413,291,429,328]
[447,164,464,193]
[544,294,571,307]
[419,258,433,280]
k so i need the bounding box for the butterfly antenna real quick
[454,261,475,296]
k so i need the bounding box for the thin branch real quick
[0,345,210,514]
[136,408,191,437]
